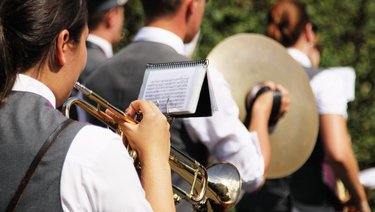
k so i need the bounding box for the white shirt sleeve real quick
[310,67,356,117]
[183,67,264,193]
[61,125,153,212]
[359,167,375,189]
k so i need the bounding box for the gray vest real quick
[79,41,107,84]
[0,91,85,211]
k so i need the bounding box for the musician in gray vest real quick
[80,0,127,83]
[237,1,370,212]
[0,0,175,211]
[84,0,290,211]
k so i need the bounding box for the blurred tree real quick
[118,0,144,50]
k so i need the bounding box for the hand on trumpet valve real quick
[105,100,171,165]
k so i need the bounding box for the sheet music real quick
[143,69,192,113]
[138,60,208,115]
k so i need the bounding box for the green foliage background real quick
[121,0,375,207]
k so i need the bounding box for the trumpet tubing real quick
[63,82,242,211]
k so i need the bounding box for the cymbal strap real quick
[269,90,282,132]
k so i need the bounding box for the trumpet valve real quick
[173,194,182,205]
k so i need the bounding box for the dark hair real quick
[87,10,107,31]
[267,0,310,47]
[140,0,183,23]
[0,0,87,103]
[87,0,111,31]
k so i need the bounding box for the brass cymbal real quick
[207,33,318,179]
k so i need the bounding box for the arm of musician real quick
[248,92,273,178]
[183,69,289,192]
[320,114,370,212]
[313,68,369,211]
[248,83,290,184]
[61,125,154,211]
[183,68,266,192]
[116,100,175,212]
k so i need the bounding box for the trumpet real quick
[62,82,242,211]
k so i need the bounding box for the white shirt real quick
[287,48,312,68]
[12,74,153,212]
[287,48,355,117]
[87,34,113,58]
[359,168,375,189]
[134,27,265,192]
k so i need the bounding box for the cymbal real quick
[207,33,318,179]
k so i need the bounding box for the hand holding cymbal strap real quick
[244,85,282,133]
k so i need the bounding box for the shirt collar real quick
[287,48,312,68]
[87,34,113,58]
[133,27,185,55]
[12,74,56,108]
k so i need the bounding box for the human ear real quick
[56,29,70,66]
[305,23,315,45]
[186,0,196,16]
[105,8,117,28]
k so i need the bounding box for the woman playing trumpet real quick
[0,0,174,211]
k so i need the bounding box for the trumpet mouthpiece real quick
[74,82,91,96]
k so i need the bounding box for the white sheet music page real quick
[138,60,208,115]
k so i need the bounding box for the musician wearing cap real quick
[0,0,175,211]
[79,0,127,83]
[70,0,127,121]
[237,0,370,211]
[84,0,290,211]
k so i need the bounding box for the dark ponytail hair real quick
[0,0,87,103]
[267,0,310,47]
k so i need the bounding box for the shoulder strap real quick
[304,67,325,80]
[6,119,75,212]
